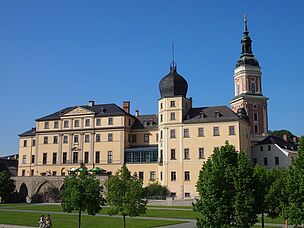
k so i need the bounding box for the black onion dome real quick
[159,66,188,98]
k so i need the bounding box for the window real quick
[84,152,89,164]
[254,125,258,133]
[74,119,80,127]
[253,158,257,165]
[44,122,49,129]
[213,127,220,136]
[184,171,190,181]
[52,171,57,176]
[43,153,47,164]
[199,148,204,159]
[74,135,79,143]
[63,120,69,128]
[260,146,263,151]
[43,136,48,144]
[170,149,176,160]
[160,131,163,139]
[22,170,25,176]
[108,133,113,142]
[184,128,189,138]
[22,155,26,164]
[185,192,191,198]
[170,129,176,138]
[73,152,78,164]
[253,104,257,109]
[108,117,113,125]
[198,128,204,137]
[84,134,90,143]
[52,153,57,164]
[160,172,163,181]
[171,192,176,198]
[23,140,27,147]
[132,134,137,143]
[254,113,258,122]
[144,134,149,143]
[128,118,131,126]
[263,157,268,166]
[53,136,58,144]
[170,112,176,120]
[85,119,90,127]
[54,121,59,129]
[275,157,279,165]
[62,152,67,164]
[96,134,101,142]
[31,155,35,164]
[150,171,156,181]
[250,81,256,94]
[171,171,176,181]
[108,151,113,163]
[160,114,163,122]
[184,148,190,159]
[156,133,159,142]
[229,126,235,135]
[32,139,36,147]
[96,118,101,126]
[139,172,144,180]
[160,103,163,109]
[31,170,34,176]
[95,151,100,163]
[63,135,68,144]
[170,101,176,107]
[268,145,271,151]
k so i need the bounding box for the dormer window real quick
[215,111,222,118]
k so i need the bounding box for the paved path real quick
[0,225,35,228]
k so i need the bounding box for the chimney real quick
[88,100,95,107]
[135,109,139,117]
[283,134,288,141]
[123,101,130,114]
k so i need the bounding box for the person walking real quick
[45,214,52,228]
[39,215,45,228]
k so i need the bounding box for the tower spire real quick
[170,43,177,73]
[241,14,253,57]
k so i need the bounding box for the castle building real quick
[18,18,265,199]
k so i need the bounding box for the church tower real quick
[230,16,268,137]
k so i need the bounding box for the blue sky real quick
[0,0,303,156]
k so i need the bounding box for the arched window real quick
[250,82,256,94]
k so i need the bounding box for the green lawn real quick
[0,210,187,228]
[257,216,284,224]
[2,204,199,219]
[147,205,193,209]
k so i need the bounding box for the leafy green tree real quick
[284,137,304,226]
[234,152,257,227]
[269,129,296,142]
[0,171,15,203]
[144,182,169,198]
[106,165,147,228]
[60,173,104,228]
[253,165,269,228]
[194,143,238,227]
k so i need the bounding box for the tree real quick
[234,152,257,227]
[269,129,296,142]
[193,143,238,227]
[194,143,258,227]
[60,173,104,228]
[284,136,304,226]
[144,182,169,198]
[0,171,15,203]
[253,165,269,228]
[106,165,147,228]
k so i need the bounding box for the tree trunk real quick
[123,214,126,228]
[284,219,288,228]
[78,210,82,228]
[261,212,264,228]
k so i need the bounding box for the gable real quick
[63,106,95,116]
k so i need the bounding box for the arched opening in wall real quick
[32,181,60,203]
[250,81,256,94]
[61,168,65,176]
[19,183,28,202]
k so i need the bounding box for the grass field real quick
[0,210,186,228]
[1,204,199,219]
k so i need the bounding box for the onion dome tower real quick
[230,16,268,137]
